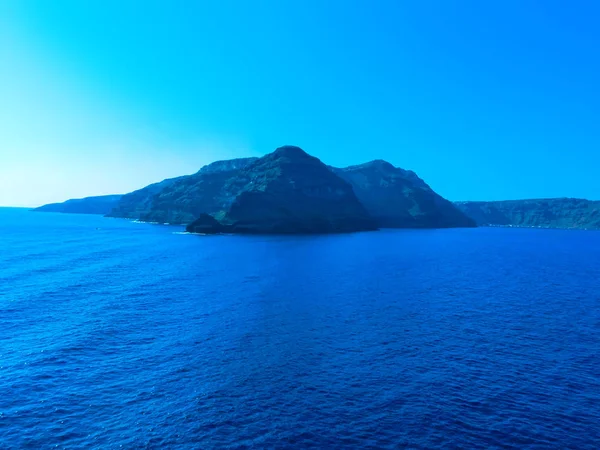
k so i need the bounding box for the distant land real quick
[33,195,122,215]
[34,146,600,232]
[34,146,475,234]
[455,198,600,230]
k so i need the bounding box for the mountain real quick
[106,158,257,223]
[36,148,476,232]
[455,198,600,229]
[33,195,122,215]
[211,146,377,233]
[331,160,475,228]
[106,175,187,220]
[137,158,258,224]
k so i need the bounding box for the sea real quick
[1,207,599,449]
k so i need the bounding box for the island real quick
[35,145,485,234]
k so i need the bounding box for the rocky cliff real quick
[455,198,600,229]
[140,158,258,224]
[106,176,186,220]
[332,160,475,228]
[106,158,257,223]
[214,146,377,233]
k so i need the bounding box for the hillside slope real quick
[332,160,475,228]
[455,198,600,229]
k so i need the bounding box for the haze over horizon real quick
[1,1,599,207]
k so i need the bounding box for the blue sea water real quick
[1,207,599,449]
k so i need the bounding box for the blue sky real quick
[1,1,599,207]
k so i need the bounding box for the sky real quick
[1,1,599,207]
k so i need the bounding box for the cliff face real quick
[139,158,258,224]
[332,160,475,228]
[219,146,377,233]
[106,176,185,220]
[455,198,600,229]
[106,158,257,223]
[33,195,122,215]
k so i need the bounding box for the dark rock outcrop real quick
[185,213,224,234]
[219,146,377,234]
[332,160,475,228]
[34,195,122,215]
[455,198,600,229]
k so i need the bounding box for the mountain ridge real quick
[455,198,600,229]
[33,195,123,215]
[331,161,474,228]
[210,146,377,233]
[44,146,600,233]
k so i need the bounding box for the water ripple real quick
[0,209,599,448]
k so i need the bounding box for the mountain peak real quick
[339,159,396,172]
[273,145,310,159]
[220,146,377,233]
[364,159,396,170]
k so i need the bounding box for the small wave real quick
[131,220,160,225]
